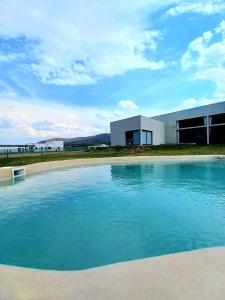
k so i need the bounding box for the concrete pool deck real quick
[1,247,225,300]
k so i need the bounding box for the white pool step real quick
[11,167,26,179]
[0,167,26,181]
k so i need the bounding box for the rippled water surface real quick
[1,160,225,270]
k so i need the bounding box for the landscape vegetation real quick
[1,144,225,167]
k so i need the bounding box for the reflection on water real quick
[111,161,225,195]
[111,164,154,190]
[0,176,26,188]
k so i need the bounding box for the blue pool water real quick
[1,160,225,270]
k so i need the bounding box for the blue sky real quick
[0,0,225,143]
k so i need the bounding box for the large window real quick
[142,130,152,145]
[179,127,207,144]
[178,117,205,129]
[209,125,225,144]
[208,113,225,144]
[133,131,140,145]
[125,130,152,146]
[177,116,207,144]
[126,130,140,146]
[210,113,225,125]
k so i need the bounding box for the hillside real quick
[40,133,110,146]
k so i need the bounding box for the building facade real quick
[110,115,165,146]
[0,140,64,154]
[29,140,64,152]
[110,101,225,146]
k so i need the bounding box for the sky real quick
[0,0,225,143]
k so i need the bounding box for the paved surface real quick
[1,248,225,300]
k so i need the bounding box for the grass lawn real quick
[1,144,225,167]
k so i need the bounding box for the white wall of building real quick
[111,116,141,146]
[110,115,165,146]
[110,101,225,146]
[31,140,64,152]
[152,101,225,144]
[140,116,165,145]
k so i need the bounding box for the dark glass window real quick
[133,131,140,145]
[209,125,225,144]
[179,127,207,144]
[211,113,225,125]
[126,130,140,146]
[178,117,205,128]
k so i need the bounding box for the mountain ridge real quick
[40,133,110,146]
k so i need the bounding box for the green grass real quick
[1,145,225,167]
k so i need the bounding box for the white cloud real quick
[0,90,145,143]
[3,1,223,87]
[1,0,224,88]
[181,20,225,99]
[0,99,105,143]
[173,97,215,111]
[0,0,167,86]
[0,85,169,143]
[0,53,24,63]
[118,100,139,110]
[215,19,225,35]
[167,1,225,16]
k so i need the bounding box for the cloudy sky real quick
[0,0,225,143]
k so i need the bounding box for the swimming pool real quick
[1,160,225,270]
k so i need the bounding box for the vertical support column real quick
[176,121,179,144]
[206,116,210,145]
[140,129,142,146]
[139,116,142,146]
[177,130,180,144]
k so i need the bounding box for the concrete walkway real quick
[1,247,225,300]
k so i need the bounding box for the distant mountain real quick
[40,133,110,146]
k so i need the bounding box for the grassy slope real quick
[1,145,225,167]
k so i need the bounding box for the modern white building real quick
[0,140,64,154]
[110,101,225,146]
[29,140,64,152]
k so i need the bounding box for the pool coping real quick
[1,247,225,299]
[1,154,225,182]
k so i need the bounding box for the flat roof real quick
[111,101,225,125]
[110,115,148,124]
[152,100,225,119]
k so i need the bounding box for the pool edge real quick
[24,154,225,177]
[1,246,225,300]
[1,155,224,182]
